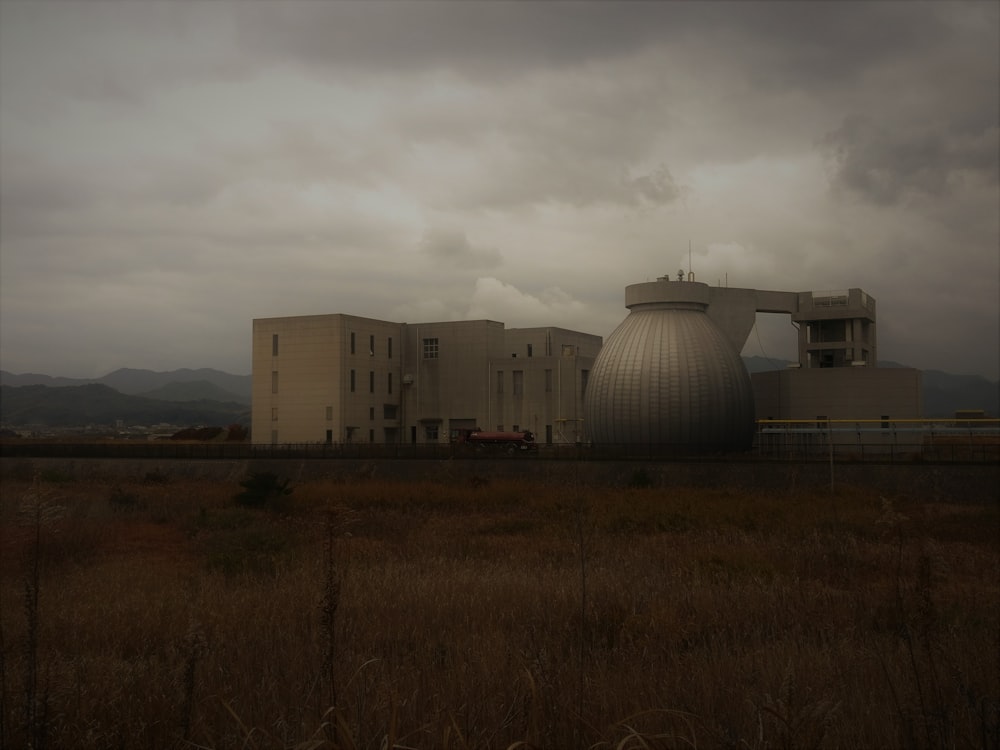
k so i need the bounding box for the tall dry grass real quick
[0,469,997,749]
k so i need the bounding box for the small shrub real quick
[142,469,170,486]
[234,472,293,510]
[628,468,654,488]
[108,485,141,511]
[39,467,74,484]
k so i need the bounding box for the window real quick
[545,369,553,393]
[325,429,333,444]
[271,407,278,421]
[383,404,398,420]
[326,406,333,421]
[272,334,279,356]
[271,430,278,445]
[423,338,439,359]
[350,369,356,392]
[580,369,589,396]
[816,415,828,429]
[271,371,278,394]
[369,334,375,356]
[369,370,375,393]
[513,370,523,396]
[369,429,374,443]
[881,415,890,429]
[388,337,393,359]
[496,371,504,394]
[425,424,439,441]
[527,344,533,357]
[387,372,393,394]
[350,332,356,355]
[369,406,375,421]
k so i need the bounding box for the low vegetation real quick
[0,467,997,749]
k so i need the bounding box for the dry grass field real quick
[1,465,997,749]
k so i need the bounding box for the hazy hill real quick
[0,368,250,403]
[0,384,249,429]
[139,379,247,403]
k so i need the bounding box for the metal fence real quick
[2,426,998,464]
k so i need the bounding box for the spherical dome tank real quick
[584,281,755,451]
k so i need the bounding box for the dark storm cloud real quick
[822,115,1000,205]
[1,1,996,379]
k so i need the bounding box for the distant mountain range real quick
[0,361,996,430]
[0,368,250,403]
[0,368,251,430]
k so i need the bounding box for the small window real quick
[513,370,523,396]
[369,371,375,393]
[271,430,278,445]
[369,406,375,421]
[383,404,398,420]
[271,407,278,421]
[387,372,393,394]
[350,332,356,355]
[423,338,439,359]
[513,424,519,432]
[272,334,279,357]
[545,369,553,393]
[496,371,504,394]
[425,424,439,441]
[350,369,356,393]
[369,429,374,443]
[369,334,375,356]
[817,415,828,429]
[881,415,890,429]
[271,371,278,394]
[326,406,333,421]
[527,344,533,357]
[388,337,393,359]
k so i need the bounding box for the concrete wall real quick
[252,314,402,445]
[752,367,923,421]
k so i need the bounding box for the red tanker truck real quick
[452,427,537,452]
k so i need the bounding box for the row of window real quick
[274,368,588,397]
[271,332,396,359]
[272,404,399,422]
[349,370,392,394]
[351,332,393,358]
[493,369,589,395]
[274,333,577,362]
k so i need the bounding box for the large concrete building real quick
[252,279,920,449]
[251,314,600,445]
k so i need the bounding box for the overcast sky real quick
[1,1,997,380]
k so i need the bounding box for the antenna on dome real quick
[687,240,695,282]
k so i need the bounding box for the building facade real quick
[251,314,600,445]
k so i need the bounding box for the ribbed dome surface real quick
[584,299,755,451]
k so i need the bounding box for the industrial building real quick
[252,277,921,450]
[583,275,921,452]
[251,314,600,445]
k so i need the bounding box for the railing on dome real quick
[754,418,1000,463]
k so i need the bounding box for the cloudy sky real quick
[1,1,997,380]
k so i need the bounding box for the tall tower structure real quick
[793,289,877,368]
